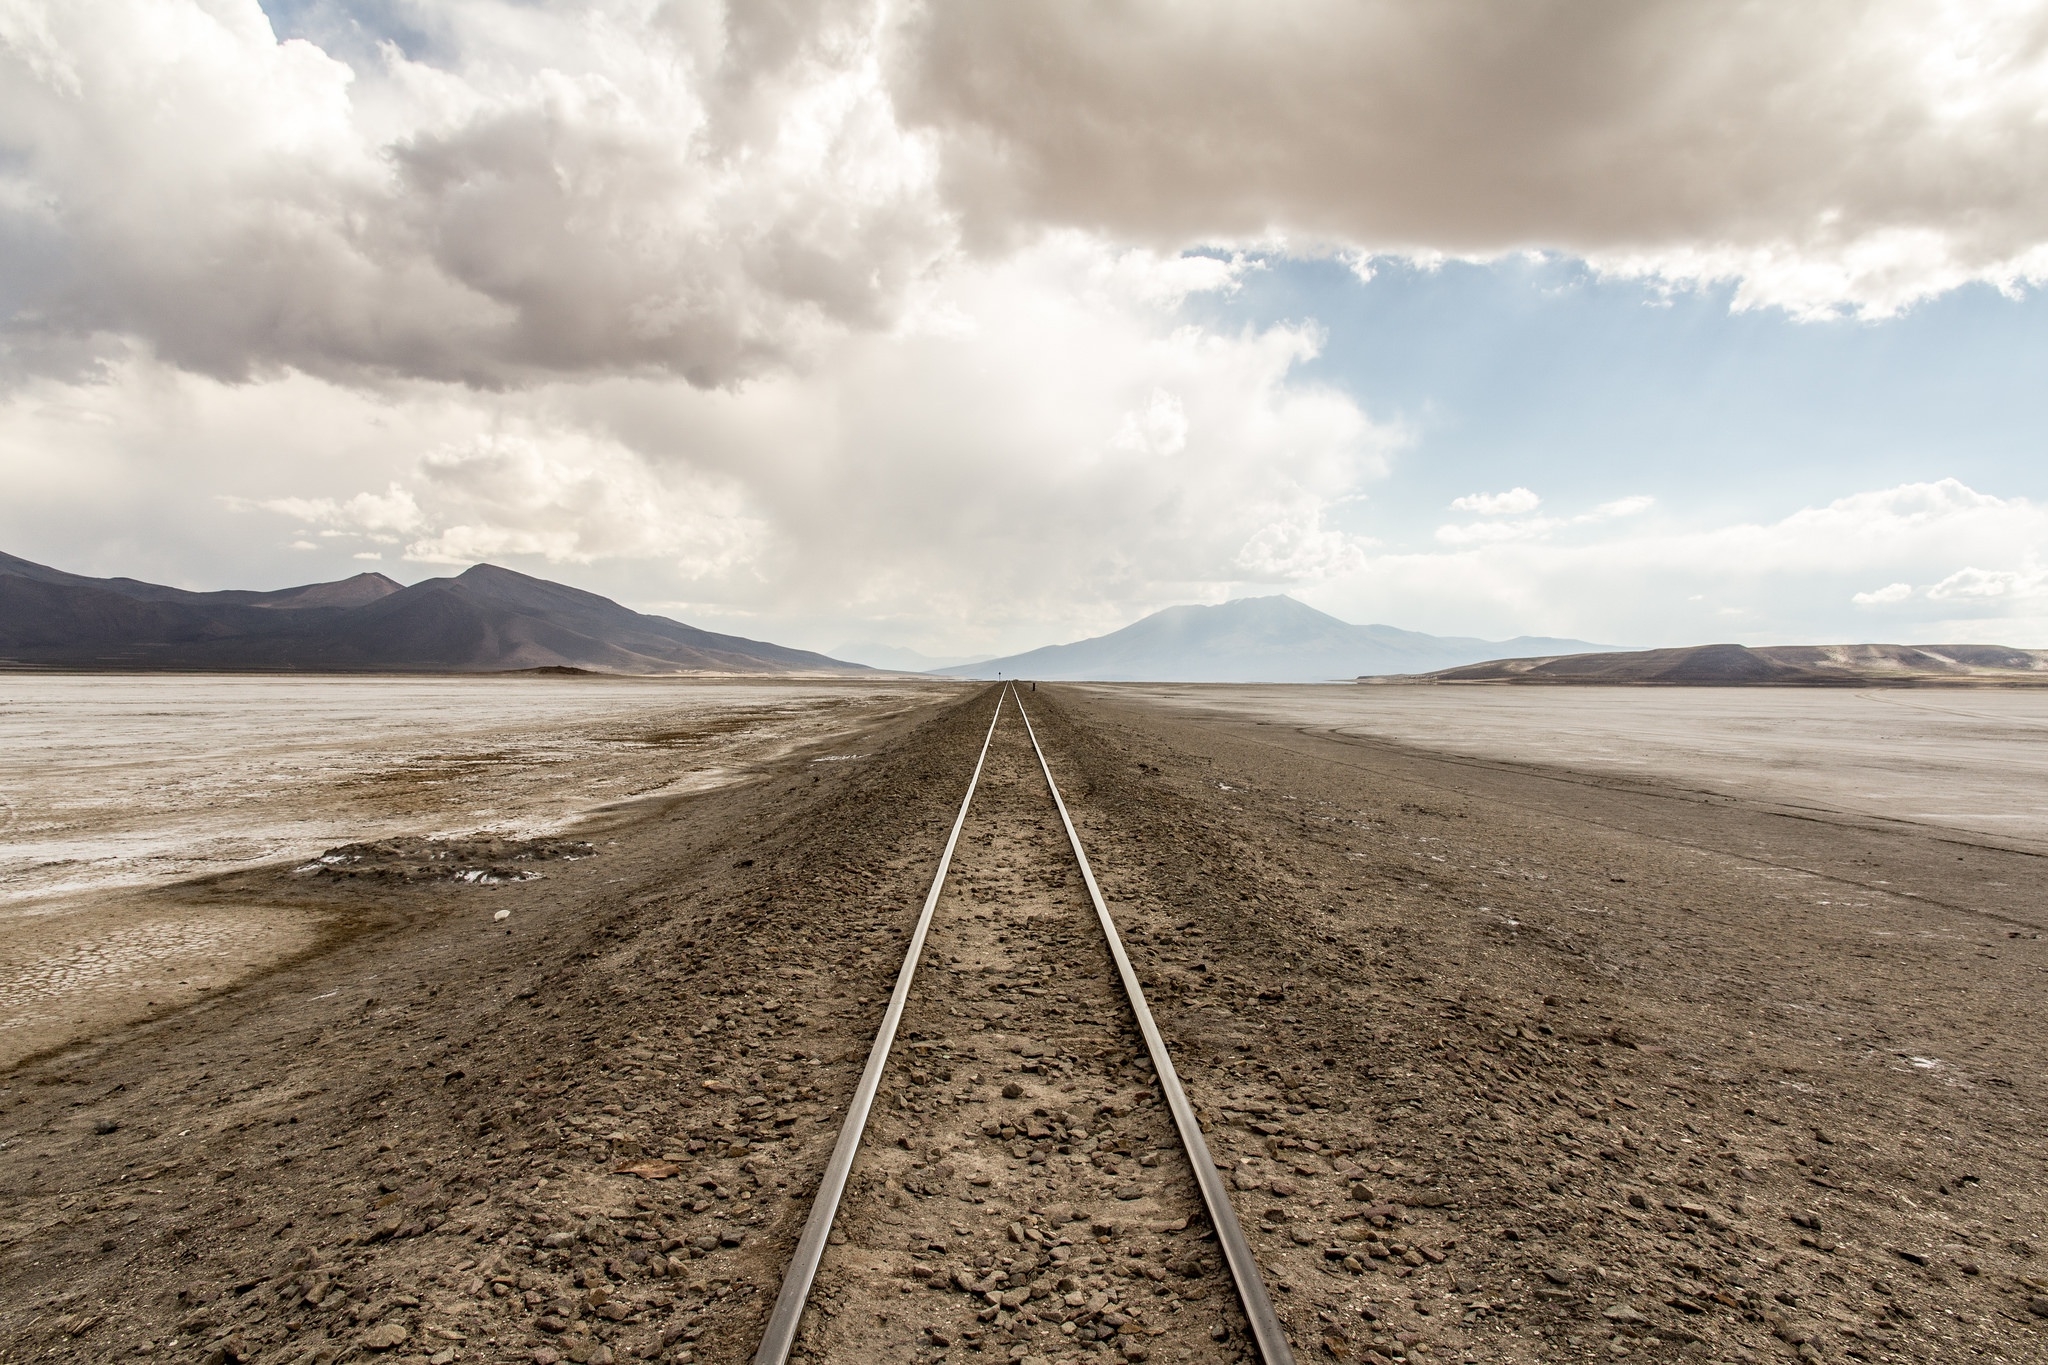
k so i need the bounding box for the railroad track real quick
[755,684,1294,1364]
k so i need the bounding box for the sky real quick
[3,0,2048,658]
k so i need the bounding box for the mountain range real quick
[1393,641,2048,686]
[936,595,1609,682]
[0,551,865,674]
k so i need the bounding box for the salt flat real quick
[0,673,949,1064]
[1091,683,2048,846]
[0,673,941,912]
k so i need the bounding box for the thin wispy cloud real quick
[1450,488,1540,516]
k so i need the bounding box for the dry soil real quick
[1,684,2043,1365]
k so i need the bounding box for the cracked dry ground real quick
[793,695,1246,1363]
[2,682,2045,1365]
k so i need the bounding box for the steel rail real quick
[1014,693,1297,1365]
[753,688,1009,1365]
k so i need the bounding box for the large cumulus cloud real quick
[0,0,946,384]
[183,240,1392,650]
[903,0,2048,317]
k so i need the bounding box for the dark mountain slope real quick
[0,553,864,674]
[312,565,859,673]
[0,575,264,652]
[0,549,401,609]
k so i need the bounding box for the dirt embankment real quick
[1,683,2044,1365]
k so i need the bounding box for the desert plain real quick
[1,678,2044,1365]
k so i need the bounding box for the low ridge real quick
[1390,641,2048,686]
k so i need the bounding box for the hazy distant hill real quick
[833,641,994,672]
[0,551,867,675]
[1391,641,2048,686]
[935,595,1609,682]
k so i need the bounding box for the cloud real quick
[1450,487,1539,515]
[606,235,1395,640]
[8,0,2048,400]
[1312,479,2048,646]
[1926,564,2048,601]
[1112,389,1190,457]
[1434,518,1544,547]
[17,237,1388,650]
[0,0,950,385]
[252,484,425,537]
[1433,492,1654,546]
[902,0,2048,316]
[401,431,767,575]
[233,419,770,576]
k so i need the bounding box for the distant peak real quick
[1221,593,1313,609]
[1207,593,1343,623]
[263,570,405,609]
